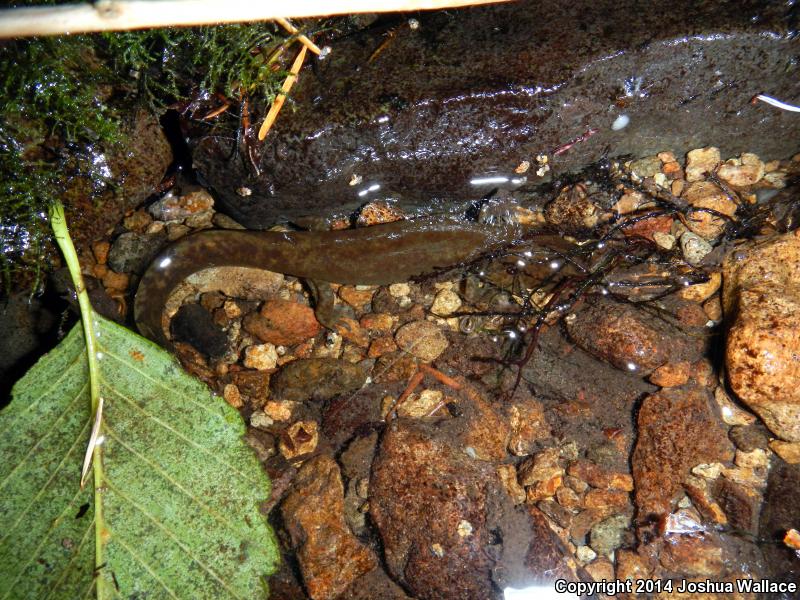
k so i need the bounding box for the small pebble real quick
[430,289,462,316]
[680,231,712,266]
[243,343,278,370]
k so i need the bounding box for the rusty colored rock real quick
[648,361,692,387]
[278,420,320,460]
[544,184,603,234]
[369,418,572,597]
[281,455,377,600]
[369,421,497,599]
[723,231,800,441]
[567,460,634,491]
[632,386,734,526]
[659,534,725,577]
[338,285,376,310]
[368,334,398,358]
[565,296,704,375]
[622,213,673,242]
[243,298,321,346]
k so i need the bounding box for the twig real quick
[274,16,322,56]
[258,44,308,140]
[0,0,510,38]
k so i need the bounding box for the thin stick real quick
[274,16,321,56]
[258,44,307,140]
[0,0,509,39]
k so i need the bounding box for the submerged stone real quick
[193,0,799,226]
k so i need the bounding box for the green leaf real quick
[0,316,279,599]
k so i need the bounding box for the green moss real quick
[0,18,297,292]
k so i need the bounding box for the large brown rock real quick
[369,421,570,599]
[632,386,734,526]
[566,296,705,375]
[723,231,800,441]
[193,0,798,226]
[281,455,377,600]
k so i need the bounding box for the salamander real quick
[134,217,525,349]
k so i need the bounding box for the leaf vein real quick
[102,480,246,600]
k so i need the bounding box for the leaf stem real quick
[48,200,108,598]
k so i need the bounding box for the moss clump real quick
[0,17,300,292]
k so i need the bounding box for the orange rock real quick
[244,298,321,346]
[683,180,738,239]
[567,459,634,491]
[281,455,377,599]
[648,361,692,387]
[724,231,800,441]
[279,420,320,460]
[338,286,376,310]
[359,312,396,331]
[622,214,673,242]
[368,335,398,358]
[102,269,130,292]
[92,240,110,264]
[583,489,630,510]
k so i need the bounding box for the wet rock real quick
[194,1,798,226]
[430,289,462,317]
[543,184,602,234]
[684,181,738,239]
[370,421,497,598]
[518,447,563,489]
[107,230,168,274]
[497,464,527,505]
[338,285,376,310]
[717,153,765,187]
[685,146,721,182]
[278,420,320,460]
[508,399,551,456]
[648,361,691,387]
[659,534,725,577]
[565,296,704,375]
[590,514,631,556]
[271,358,367,402]
[230,370,271,401]
[728,424,769,453]
[621,213,673,243]
[370,420,570,598]
[632,386,734,527]
[770,440,800,464]
[679,271,721,303]
[712,477,762,534]
[680,231,713,265]
[170,303,229,358]
[243,298,321,346]
[147,188,214,222]
[723,231,800,441]
[629,155,662,179]
[339,568,412,600]
[281,455,377,600]
[396,389,444,418]
[373,351,418,383]
[394,320,449,361]
[567,460,633,491]
[243,343,278,370]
